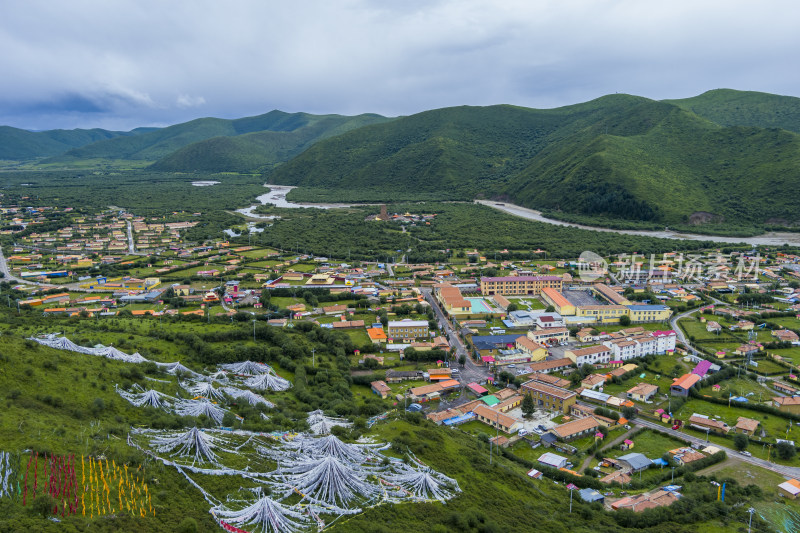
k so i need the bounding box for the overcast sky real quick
[2,0,799,131]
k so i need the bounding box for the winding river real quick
[236,184,360,219]
[234,184,800,246]
[475,200,800,246]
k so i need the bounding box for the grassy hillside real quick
[0,126,154,160]
[150,113,392,172]
[44,110,391,165]
[664,89,800,133]
[0,304,768,533]
[268,95,800,227]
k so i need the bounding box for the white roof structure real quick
[779,480,800,496]
[538,452,567,469]
[580,389,611,402]
[387,320,429,328]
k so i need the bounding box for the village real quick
[6,201,800,518]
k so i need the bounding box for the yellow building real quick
[626,305,672,323]
[480,276,562,296]
[540,287,576,316]
[434,283,471,315]
[520,380,577,413]
[515,336,548,362]
[388,319,429,340]
[576,305,628,324]
[592,283,630,305]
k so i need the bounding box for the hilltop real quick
[0,126,156,160]
[264,91,800,227]
[150,112,392,172]
[27,110,390,168]
[5,89,800,230]
[664,88,800,133]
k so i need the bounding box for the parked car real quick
[740,451,752,457]
[624,425,631,429]
[537,425,547,432]
[518,429,528,436]
[672,424,680,430]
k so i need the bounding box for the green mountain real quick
[267,93,800,227]
[0,126,154,160]
[664,89,800,133]
[150,112,392,172]
[44,110,391,165]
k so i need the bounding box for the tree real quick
[621,406,637,420]
[545,305,555,313]
[458,354,466,367]
[776,441,796,460]
[521,393,535,419]
[733,433,749,451]
[506,303,519,313]
[498,371,514,385]
[619,315,631,326]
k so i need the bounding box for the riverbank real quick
[476,200,800,246]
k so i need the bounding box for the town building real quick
[617,453,653,473]
[527,327,570,346]
[734,417,760,436]
[592,283,631,306]
[773,396,800,414]
[627,383,659,402]
[603,330,676,361]
[551,417,600,441]
[778,479,800,499]
[472,404,521,434]
[387,319,429,340]
[564,345,611,366]
[625,304,672,323]
[515,336,548,362]
[525,358,574,375]
[688,414,731,434]
[537,452,568,469]
[479,275,563,296]
[540,287,576,315]
[520,380,577,413]
[370,380,392,399]
[670,374,701,396]
[434,283,471,315]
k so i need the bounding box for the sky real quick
[2,0,799,131]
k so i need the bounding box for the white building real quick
[603,330,676,361]
[565,345,611,366]
[538,452,568,469]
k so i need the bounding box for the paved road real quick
[669,295,728,354]
[0,245,19,282]
[420,287,490,385]
[670,307,702,354]
[634,418,800,479]
[127,221,136,254]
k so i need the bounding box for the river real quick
[235,184,360,219]
[234,185,800,245]
[475,200,800,246]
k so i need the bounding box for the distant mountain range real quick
[3,89,800,227]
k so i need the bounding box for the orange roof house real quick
[367,327,388,342]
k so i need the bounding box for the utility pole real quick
[311,348,316,367]
[569,485,574,513]
[671,466,675,484]
[252,318,257,342]
[747,507,755,533]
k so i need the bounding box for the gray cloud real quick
[1,0,799,130]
